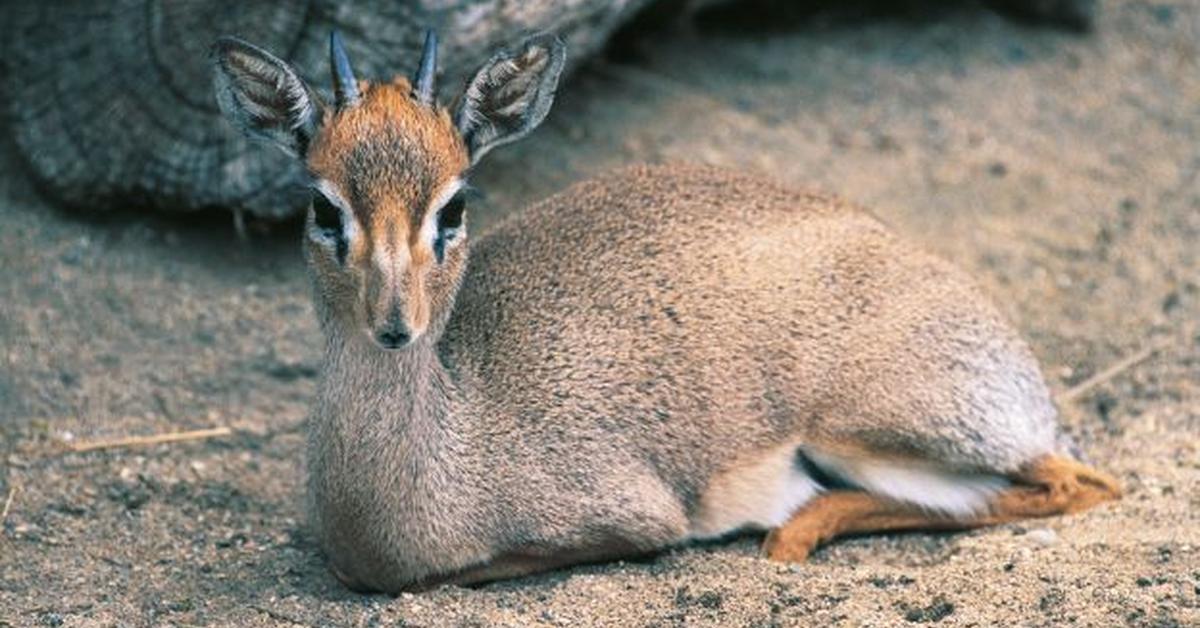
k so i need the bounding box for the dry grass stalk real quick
[1,485,18,525]
[1059,343,1163,404]
[68,426,233,453]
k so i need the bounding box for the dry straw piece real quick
[68,426,233,453]
[1058,342,1163,404]
[1,485,19,525]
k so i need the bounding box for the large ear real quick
[454,33,566,165]
[211,37,323,157]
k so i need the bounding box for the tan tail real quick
[763,454,1121,562]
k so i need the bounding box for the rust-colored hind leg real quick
[763,454,1121,562]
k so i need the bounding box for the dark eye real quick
[433,192,466,263]
[312,195,341,234]
[311,195,348,263]
[439,193,466,232]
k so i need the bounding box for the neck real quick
[318,326,453,436]
[306,322,474,568]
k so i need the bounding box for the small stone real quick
[1028,528,1058,547]
[901,596,955,623]
[1162,291,1181,313]
[696,590,724,609]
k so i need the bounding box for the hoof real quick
[762,528,817,563]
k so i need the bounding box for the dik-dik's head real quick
[212,31,565,350]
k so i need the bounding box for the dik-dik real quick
[212,30,1120,593]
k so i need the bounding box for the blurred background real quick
[1,1,1197,625]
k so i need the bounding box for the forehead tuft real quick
[307,80,468,225]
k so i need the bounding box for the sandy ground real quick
[1,0,1198,625]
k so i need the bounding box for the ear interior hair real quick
[455,33,566,164]
[211,37,323,156]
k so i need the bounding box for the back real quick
[442,164,1047,508]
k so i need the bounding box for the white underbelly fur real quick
[689,441,821,539]
[689,442,1010,539]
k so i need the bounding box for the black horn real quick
[413,29,438,105]
[330,30,360,108]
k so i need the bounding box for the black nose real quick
[375,329,410,349]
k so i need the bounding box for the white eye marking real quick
[420,178,467,262]
[309,179,359,251]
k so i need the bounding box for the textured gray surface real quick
[2,0,650,218]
